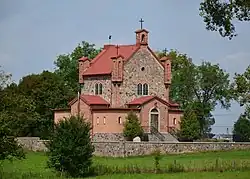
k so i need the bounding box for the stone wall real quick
[121,48,167,106]
[81,75,111,103]
[17,137,250,157]
[92,133,124,142]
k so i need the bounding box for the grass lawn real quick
[2,150,250,179]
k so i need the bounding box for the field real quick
[1,150,250,179]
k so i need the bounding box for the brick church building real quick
[54,25,183,142]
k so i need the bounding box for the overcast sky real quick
[1,0,249,134]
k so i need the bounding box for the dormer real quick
[135,29,149,46]
[111,54,124,82]
[79,57,90,83]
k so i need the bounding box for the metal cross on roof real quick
[139,18,144,29]
[163,48,167,55]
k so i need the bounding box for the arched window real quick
[151,108,158,113]
[137,83,142,95]
[143,83,148,95]
[94,83,103,95]
[99,83,103,95]
[95,83,99,95]
[141,34,145,42]
[150,108,159,131]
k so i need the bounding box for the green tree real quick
[54,41,101,93]
[46,115,94,177]
[200,0,250,39]
[18,71,75,120]
[0,67,24,161]
[158,50,233,137]
[0,66,11,90]
[0,122,25,162]
[231,66,250,107]
[233,114,250,142]
[17,71,75,138]
[0,86,40,137]
[177,108,201,141]
[123,112,144,141]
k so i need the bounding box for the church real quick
[54,23,183,142]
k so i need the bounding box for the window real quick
[118,117,122,124]
[173,118,177,125]
[143,83,148,95]
[103,117,106,125]
[95,83,98,95]
[94,83,103,95]
[137,83,142,95]
[137,83,149,96]
[97,117,100,125]
[141,34,145,42]
[99,83,103,94]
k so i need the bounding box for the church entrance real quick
[150,108,159,132]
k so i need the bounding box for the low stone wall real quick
[92,133,124,142]
[17,137,48,152]
[17,137,250,157]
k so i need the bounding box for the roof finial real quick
[139,18,144,29]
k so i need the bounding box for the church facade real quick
[54,27,183,142]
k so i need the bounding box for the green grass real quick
[1,150,250,179]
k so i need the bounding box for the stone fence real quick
[17,137,250,157]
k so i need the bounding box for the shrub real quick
[167,160,185,173]
[233,114,250,142]
[152,149,162,173]
[46,115,94,177]
[123,111,144,141]
[0,113,25,162]
[177,108,201,141]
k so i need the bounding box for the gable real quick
[123,47,164,72]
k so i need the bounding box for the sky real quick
[1,0,249,134]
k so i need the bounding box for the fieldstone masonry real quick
[81,75,111,103]
[121,48,167,106]
[17,137,250,157]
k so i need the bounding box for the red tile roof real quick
[128,96,155,105]
[83,44,139,76]
[69,95,110,106]
[127,95,179,107]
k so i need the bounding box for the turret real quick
[78,57,90,83]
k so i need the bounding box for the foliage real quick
[0,66,12,90]
[152,149,162,173]
[200,0,250,39]
[0,114,25,162]
[177,107,201,141]
[158,50,233,137]
[233,114,250,142]
[46,115,94,177]
[231,65,250,106]
[0,71,74,139]
[123,112,144,140]
[54,41,101,93]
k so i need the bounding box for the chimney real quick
[78,57,90,83]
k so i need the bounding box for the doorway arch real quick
[150,108,159,131]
